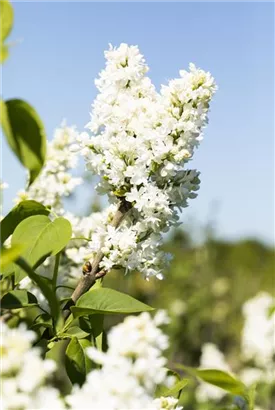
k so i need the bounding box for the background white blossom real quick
[16,121,82,213]
[1,323,65,410]
[67,311,182,410]
[1,313,182,410]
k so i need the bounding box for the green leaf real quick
[175,365,247,397]
[1,289,37,309]
[0,0,13,63]
[1,99,46,184]
[268,304,275,317]
[65,337,92,386]
[71,287,154,318]
[61,326,90,340]
[0,244,24,271]
[79,316,93,333]
[89,314,104,350]
[1,43,8,63]
[155,369,189,399]
[1,261,15,278]
[0,0,13,42]
[157,378,189,398]
[45,339,72,392]
[246,383,257,410]
[0,200,49,245]
[157,379,189,398]
[194,369,246,396]
[31,322,53,333]
[31,313,53,332]
[12,215,72,281]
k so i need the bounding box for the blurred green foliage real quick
[104,226,275,409]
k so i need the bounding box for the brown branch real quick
[63,198,132,319]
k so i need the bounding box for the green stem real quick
[11,274,15,290]
[16,257,60,335]
[70,237,91,242]
[58,313,74,335]
[45,207,59,219]
[52,252,61,291]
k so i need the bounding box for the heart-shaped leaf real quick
[0,0,13,63]
[1,200,49,245]
[12,215,72,263]
[71,287,154,318]
[0,244,24,271]
[1,99,46,184]
[12,215,72,282]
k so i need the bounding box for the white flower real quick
[241,292,275,367]
[153,396,182,410]
[1,323,36,374]
[16,350,56,393]
[240,367,271,386]
[169,299,187,317]
[15,121,83,213]
[67,312,181,410]
[65,246,91,265]
[199,343,231,371]
[1,323,64,410]
[28,386,65,410]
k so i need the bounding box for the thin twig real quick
[63,198,132,319]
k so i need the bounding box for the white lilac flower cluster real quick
[64,204,117,265]
[16,121,82,213]
[76,43,217,280]
[1,312,181,410]
[67,311,182,410]
[0,322,65,410]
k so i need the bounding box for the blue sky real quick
[2,2,274,244]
